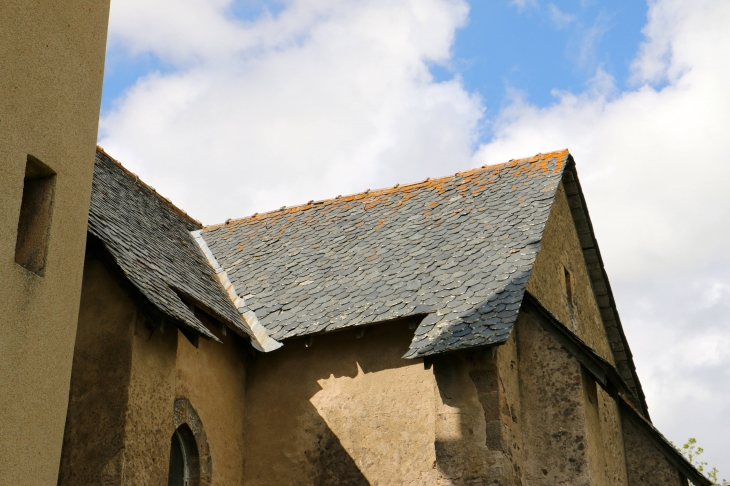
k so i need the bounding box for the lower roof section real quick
[89,148,258,343]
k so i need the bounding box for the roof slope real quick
[202,151,568,357]
[89,148,254,341]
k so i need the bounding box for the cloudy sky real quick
[99,0,729,474]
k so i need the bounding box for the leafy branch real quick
[673,438,724,485]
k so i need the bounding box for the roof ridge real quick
[95,145,203,229]
[204,149,569,230]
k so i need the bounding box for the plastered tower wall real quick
[0,1,109,482]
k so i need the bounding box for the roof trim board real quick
[192,230,282,352]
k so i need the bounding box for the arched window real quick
[168,424,200,486]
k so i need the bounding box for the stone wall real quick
[621,413,688,486]
[524,181,629,484]
[526,182,614,363]
[516,310,593,485]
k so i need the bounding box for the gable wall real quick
[527,182,613,362]
[523,181,628,485]
[621,414,688,486]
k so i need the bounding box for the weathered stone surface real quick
[516,310,594,485]
[526,182,615,364]
[524,180,630,484]
[622,412,687,486]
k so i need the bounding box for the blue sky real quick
[101,0,648,128]
[446,1,647,115]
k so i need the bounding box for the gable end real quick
[562,160,649,417]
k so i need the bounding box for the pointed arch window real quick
[168,424,200,486]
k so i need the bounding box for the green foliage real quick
[672,438,724,485]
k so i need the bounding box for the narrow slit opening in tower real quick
[15,155,56,276]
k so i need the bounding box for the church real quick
[56,147,709,485]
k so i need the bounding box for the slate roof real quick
[89,148,255,342]
[202,151,569,358]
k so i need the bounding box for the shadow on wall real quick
[242,318,433,486]
[430,349,512,484]
[303,422,369,486]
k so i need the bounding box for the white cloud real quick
[101,0,477,224]
[100,0,730,473]
[508,0,539,13]
[547,3,576,29]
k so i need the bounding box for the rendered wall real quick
[243,318,530,485]
[121,313,178,485]
[433,338,525,485]
[0,1,109,482]
[175,316,249,485]
[59,252,250,485]
[58,255,135,485]
[242,320,438,485]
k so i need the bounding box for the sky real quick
[98,0,730,476]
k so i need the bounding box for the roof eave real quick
[85,233,221,343]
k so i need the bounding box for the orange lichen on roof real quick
[96,145,203,228]
[205,149,569,231]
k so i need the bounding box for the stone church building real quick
[57,147,710,486]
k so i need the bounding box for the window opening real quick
[168,424,200,486]
[15,155,56,275]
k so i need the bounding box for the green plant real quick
[673,438,724,485]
